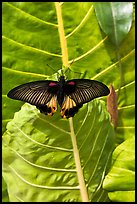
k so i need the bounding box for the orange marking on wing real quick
[46,96,57,116]
[61,96,76,118]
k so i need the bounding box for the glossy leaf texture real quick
[2,101,114,202]
[103,137,135,202]
[93,2,133,46]
[2,2,135,202]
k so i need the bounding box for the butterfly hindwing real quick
[37,95,57,116]
[60,96,82,118]
[64,79,110,105]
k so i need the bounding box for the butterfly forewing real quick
[65,79,110,105]
[7,80,59,106]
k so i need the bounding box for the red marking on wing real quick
[67,81,75,85]
[49,82,57,87]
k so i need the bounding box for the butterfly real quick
[7,75,110,119]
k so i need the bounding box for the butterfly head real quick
[58,75,66,83]
[56,66,70,81]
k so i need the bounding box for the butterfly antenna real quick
[69,59,74,66]
[47,64,57,73]
[47,64,61,78]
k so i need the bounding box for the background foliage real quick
[2,2,134,202]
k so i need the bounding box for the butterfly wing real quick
[60,96,83,119]
[65,79,110,104]
[7,80,59,115]
[7,78,110,118]
[60,79,110,118]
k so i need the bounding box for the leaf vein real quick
[9,166,80,190]
[66,5,93,39]
[35,112,71,135]
[14,122,72,152]
[92,49,135,80]
[118,104,135,110]
[3,67,47,78]
[10,147,76,172]
[69,36,108,63]
[87,127,112,184]
[5,2,58,27]
[2,35,62,58]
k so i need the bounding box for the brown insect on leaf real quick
[107,85,118,128]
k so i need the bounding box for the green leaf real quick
[103,137,135,202]
[2,176,9,202]
[93,2,133,46]
[2,100,114,202]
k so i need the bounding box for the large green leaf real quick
[93,2,133,46]
[2,101,114,202]
[103,136,135,202]
[2,2,135,202]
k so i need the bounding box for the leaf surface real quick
[93,2,133,46]
[103,137,135,202]
[3,101,114,202]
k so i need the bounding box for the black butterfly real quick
[7,76,110,118]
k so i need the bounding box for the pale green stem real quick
[55,2,89,202]
[55,2,69,68]
[69,118,89,202]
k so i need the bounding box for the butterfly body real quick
[56,76,66,107]
[7,76,110,118]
